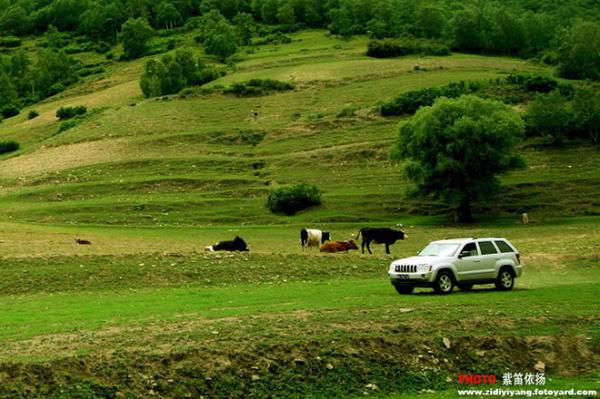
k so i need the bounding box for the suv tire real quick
[434,271,454,295]
[394,285,415,295]
[495,268,514,291]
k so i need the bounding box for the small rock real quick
[446,375,452,382]
[326,363,334,370]
[399,308,414,313]
[476,350,486,357]
[534,360,545,373]
[442,337,451,349]
[211,330,219,335]
[251,374,260,381]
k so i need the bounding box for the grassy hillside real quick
[0,30,598,398]
[2,30,598,227]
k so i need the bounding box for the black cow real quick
[208,236,249,252]
[356,228,407,254]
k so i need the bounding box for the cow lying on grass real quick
[356,228,407,254]
[300,228,331,250]
[206,236,249,252]
[75,238,92,245]
[320,240,358,253]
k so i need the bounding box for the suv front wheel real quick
[495,268,515,291]
[394,285,415,295]
[434,271,454,295]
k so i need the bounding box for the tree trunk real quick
[456,197,474,223]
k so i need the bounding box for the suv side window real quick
[495,240,514,253]
[478,241,498,255]
[460,242,478,257]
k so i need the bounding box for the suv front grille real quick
[395,264,417,273]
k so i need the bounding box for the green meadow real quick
[0,30,598,397]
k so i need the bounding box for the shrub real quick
[48,83,66,96]
[224,79,294,97]
[267,183,322,215]
[0,140,20,154]
[78,65,105,77]
[28,110,39,119]
[1,104,20,118]
[337,107,357,118]
[56,106,87,120]
[58,116,85,133]
[0,36,21,47]
[506,73,557,93]
[380,82,471,116]
[367,38,450,58]
[239,131,266,146]
[524,90,572,144]
[254,32,292,45]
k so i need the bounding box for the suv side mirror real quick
[458,251,470,259]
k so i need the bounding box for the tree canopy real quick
[391,95,525,222]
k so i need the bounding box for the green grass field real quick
[0,30,598,398]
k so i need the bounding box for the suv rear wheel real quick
[434,271,454,295]
[495,268,514,291]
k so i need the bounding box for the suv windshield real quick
[419,243,461,257]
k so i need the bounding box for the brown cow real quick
[320,240,358,253]
[75,238,92,245]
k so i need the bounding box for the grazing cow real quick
[320,240,358,253]
[356,228,407,254]
[206,236,249,252]
[75,238,91,245]
[300,229,331,250]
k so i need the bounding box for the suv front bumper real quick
[389,271,435,285]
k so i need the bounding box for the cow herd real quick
[203,227,408,254]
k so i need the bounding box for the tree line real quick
[1,1,599,78]
[0,49,78,118]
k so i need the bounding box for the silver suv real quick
[388,238,522,295]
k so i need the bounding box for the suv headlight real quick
[417,264,432,273]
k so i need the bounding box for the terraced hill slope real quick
[2,30,598,229]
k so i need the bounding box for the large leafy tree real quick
[391,95,525,223]
[525,90,572,145]
[572,87,600,144]
[558,20,600,80]
[120,17,155,59]
[197,10,237,61]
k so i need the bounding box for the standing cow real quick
[300,229,331,250]
[356,227,407,254]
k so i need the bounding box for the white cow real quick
[300,228,331,250]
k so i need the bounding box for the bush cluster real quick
[56,106,87,120]
[58,117,84,133]
[367,38,450,58]
[1,104,21,119]
[254,32,292,45]
[506,74,558,93]
[525,86,600,145]
[224,79,295,97]
[0,141,20,155]
[267,183,322,215]
[28,110,39,120]
[140,50,223,98]
[380,82,472,116]
[0,36,21,47]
